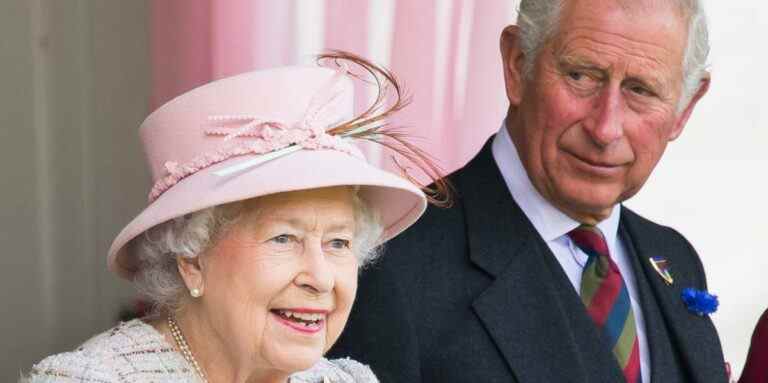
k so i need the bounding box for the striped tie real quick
[569,225,641,383]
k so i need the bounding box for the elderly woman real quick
[25,52,446,382]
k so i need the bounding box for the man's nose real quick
[584,85,624,147]
[294,241,334,295]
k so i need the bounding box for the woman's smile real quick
[271,308,329,335]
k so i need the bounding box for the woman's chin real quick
[261,318,328,373]
[266,347,325,374]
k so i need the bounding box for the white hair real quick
[516,0,709,111]
[130,192,383,311]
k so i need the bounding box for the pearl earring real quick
[190,288,202,298]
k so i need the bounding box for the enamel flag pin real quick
[649,257,674,285]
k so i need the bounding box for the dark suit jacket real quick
[329,138,727,382]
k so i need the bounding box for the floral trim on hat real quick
[148,115,364,202]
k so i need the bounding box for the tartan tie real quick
[568,225,641,383]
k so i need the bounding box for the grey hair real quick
[130,192,383,311]
[516,0,709,111]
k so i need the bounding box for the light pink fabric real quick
[150,1,514,175]
[150,0,212,110]
[110,66,426,279]
[324,0,371,121]
[210,0,256,79]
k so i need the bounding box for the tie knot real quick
[568,225,610,258]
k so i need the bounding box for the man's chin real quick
[552,188,622,224]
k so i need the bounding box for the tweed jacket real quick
[25,319,378,383]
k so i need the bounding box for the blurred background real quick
[0,0,765,379]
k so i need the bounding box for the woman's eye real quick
[329,239,351,249]
[271,234,294,244]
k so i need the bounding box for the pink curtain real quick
[150,0,514,175]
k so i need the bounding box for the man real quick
[329,0,727,382]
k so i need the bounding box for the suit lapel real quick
[459,140,625,382]
[621,208,727,382]
[621,223,683,382]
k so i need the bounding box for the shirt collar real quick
[491,121,621,244]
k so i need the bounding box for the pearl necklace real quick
[168,313,209,383]
[167,314,334,383]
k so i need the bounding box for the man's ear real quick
[177,255,205,296]
[500,25,526,106]
[669,74,711,141]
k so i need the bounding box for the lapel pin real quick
[649,257,674,285]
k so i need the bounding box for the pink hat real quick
[108,61,427,279]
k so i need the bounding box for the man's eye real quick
[629,85,653,97]
[329,239,351,249]
[567,71,585,81]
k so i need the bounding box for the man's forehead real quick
[567,0,690,16]
[561,0,690,26]
[547,0,687,90]
[555,34,676,68]
[553,0,688,64]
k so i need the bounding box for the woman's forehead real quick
[240,187,357,226]
[247,186,356,207]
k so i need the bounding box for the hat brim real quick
[108,149,426,279]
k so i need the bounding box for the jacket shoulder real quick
[23,341,118,383]
[621,207,691,241]
[23,320,193,382]
[290,358,379,382]
[621,206,708,288]
[23,352,114,383]
[376,182,468,272]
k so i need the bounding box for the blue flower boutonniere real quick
[681,288,718,316]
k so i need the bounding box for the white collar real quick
[491,122,621,243]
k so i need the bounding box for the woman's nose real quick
[294,242,334,294]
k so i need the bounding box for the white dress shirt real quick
[491,123,651,382]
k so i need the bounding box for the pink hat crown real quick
[142,66,359,202]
